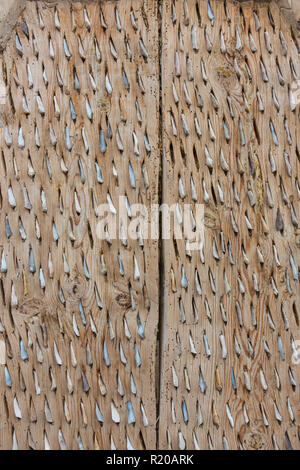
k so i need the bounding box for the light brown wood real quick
[0,0,299,451]
[160,0,299,450]
[0,0,159,449]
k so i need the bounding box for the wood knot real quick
[97,97,111,114]
[111,282,138,313]
[64,271,87,302]
[115,293,132,309]
[18,298,46,318]
[213,50,240,92]
[243,430,266,450]
[204,206,221,230]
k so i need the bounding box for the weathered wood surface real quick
[0,0,159,449]
[160,0,300,450]
[0,0,299,451]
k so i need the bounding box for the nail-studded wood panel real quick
[160,0,299,450]
[0,0,159,450]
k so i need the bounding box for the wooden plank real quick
[0,0,159,449]
[160,0,299,450]
[0,0,299,451]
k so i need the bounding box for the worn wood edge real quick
[234,1,300,36]
[1,0,299,52]
[0,0,25,52]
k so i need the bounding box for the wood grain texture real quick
[0,0,159,449]
[160,0,299,450]
[0,0,299,451]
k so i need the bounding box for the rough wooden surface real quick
[0,0,299,451]
[278,0,300,36]
[0,0,159,449]
[0,0,25,52]
[160,0,299,450]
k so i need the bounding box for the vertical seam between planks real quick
[157,0,166,450]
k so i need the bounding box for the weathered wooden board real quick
[160,0,300,450]
[0,0,159,449]
[0,0,299,451]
